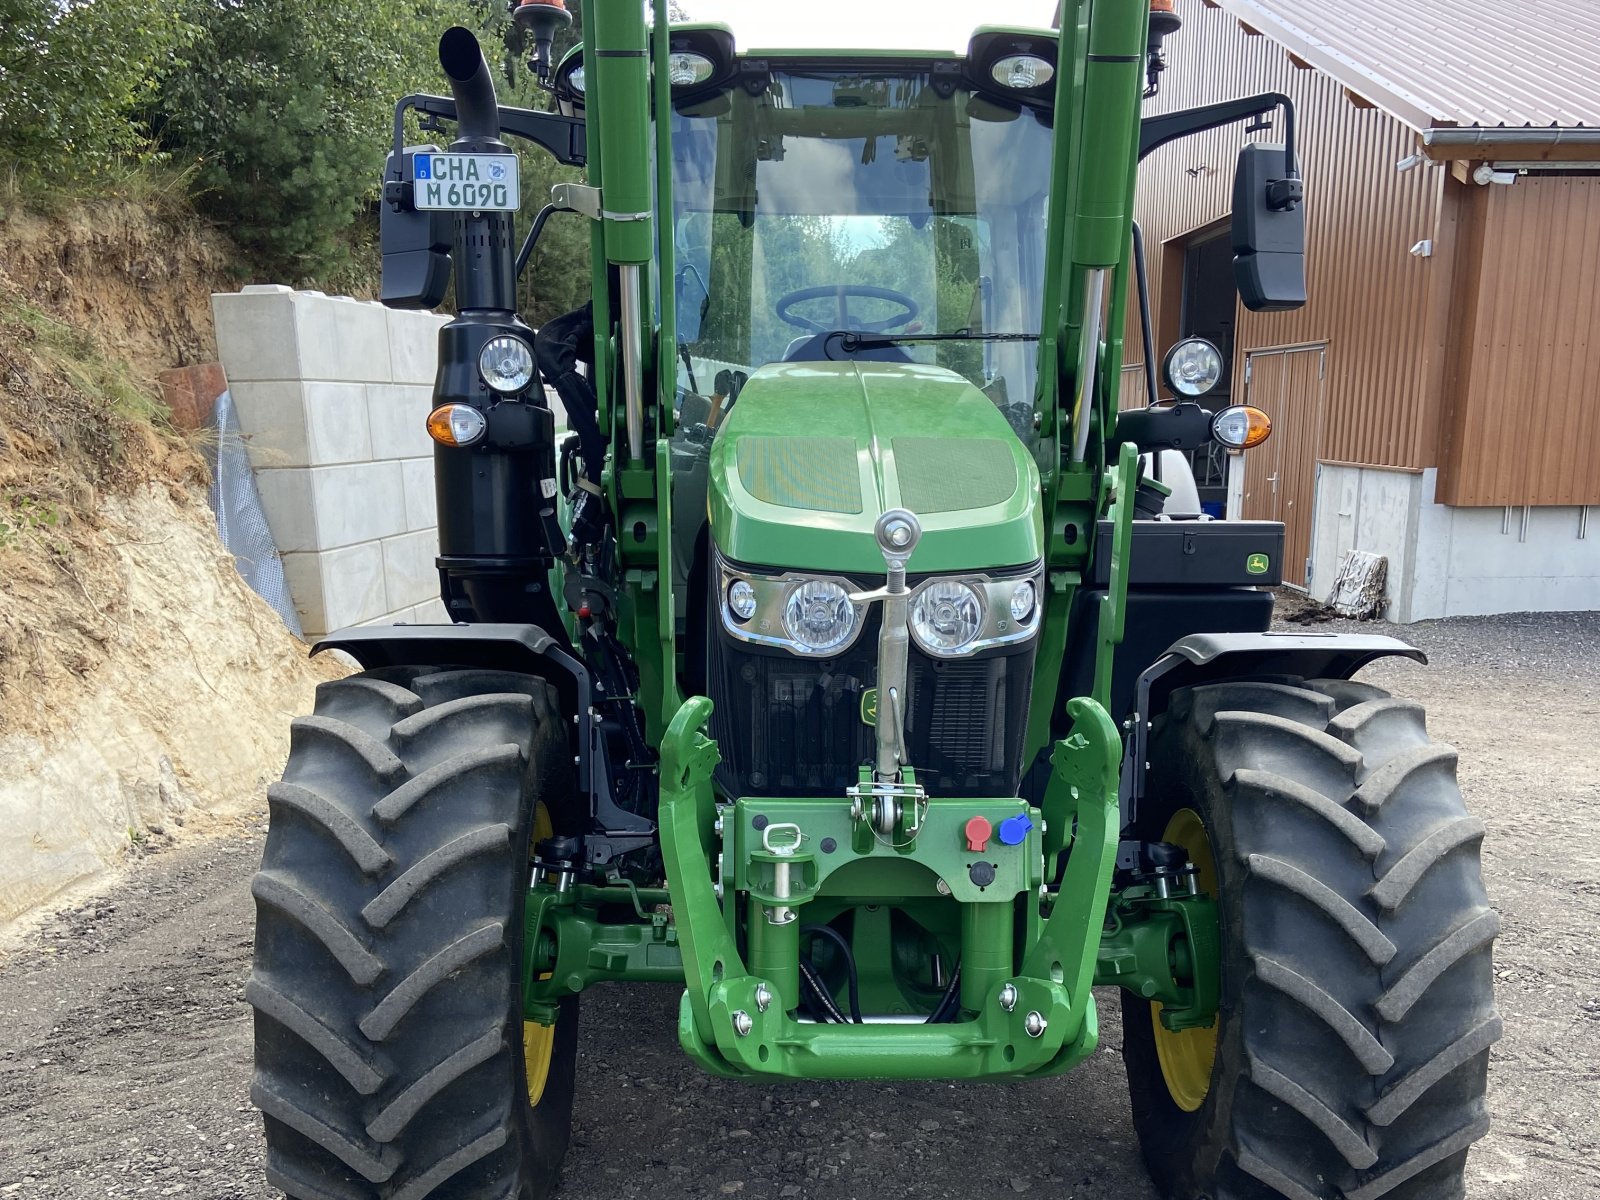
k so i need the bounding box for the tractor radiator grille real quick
[708,608,1035,799]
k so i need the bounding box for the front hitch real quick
[654,692,1128,1081]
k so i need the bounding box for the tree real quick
[156,0,464,281]
[0,0,194,168]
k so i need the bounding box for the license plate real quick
[411,153,520,211]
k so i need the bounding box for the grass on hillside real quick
[0,292,172,431]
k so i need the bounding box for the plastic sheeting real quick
[205,389,304,638]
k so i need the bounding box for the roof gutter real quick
[1422,127,1600,163]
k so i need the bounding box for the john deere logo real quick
[1246,553,1271,576]
[861,688,878,726]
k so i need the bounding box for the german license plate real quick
[411,153,520,211]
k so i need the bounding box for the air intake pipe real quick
[437,27,515,313]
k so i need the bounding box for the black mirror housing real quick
[381,146,453,310]
[1232,143,1306,312]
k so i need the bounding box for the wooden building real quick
[1126,0,1600,619]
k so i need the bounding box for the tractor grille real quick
[708,605,1035,798]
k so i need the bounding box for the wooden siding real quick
[1125,0,1448,469]
[1436,175,1600,507]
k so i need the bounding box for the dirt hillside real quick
[0,200,332,926]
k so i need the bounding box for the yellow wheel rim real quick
[1151,807,1219,1113]
[524,802,558,1104]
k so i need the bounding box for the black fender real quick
[1122,631,1426,825]
[311,623,653,858]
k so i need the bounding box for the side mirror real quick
[380,145,453,310]
[1232,143,1305,312]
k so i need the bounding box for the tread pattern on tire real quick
[251,668,574,1200]
[1137,675,1500,1200]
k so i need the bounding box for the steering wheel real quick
[775,284,921,335]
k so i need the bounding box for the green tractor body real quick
[247,4,1500,1198]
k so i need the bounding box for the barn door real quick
[1241,345,1326,587]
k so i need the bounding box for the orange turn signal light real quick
[1212,404,1272,449]
[427,403,487,448]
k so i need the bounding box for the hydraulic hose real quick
[800,960,848,1024]
[801,924,862,1024]
[925,964,962,1025]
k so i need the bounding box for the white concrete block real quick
[413,596,451,624]
[319,541,390,631]
[303,382,374,465]
[212,291,301,382]
[388,308,449,385]
[293,293,393,384]
[253,468,318,553]
[310,462,408,548]
[401,457,437,533]
[381,530,439,611]
[278,551,327,634]
[280,542,388,637]
[369,384,434,461]
[229,381,309,470]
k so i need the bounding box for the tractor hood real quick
[707,360,1042,575]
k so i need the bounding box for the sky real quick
[679,0,1058,52]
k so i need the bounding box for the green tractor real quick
[247,2,1500,1198]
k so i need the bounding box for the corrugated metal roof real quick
[1210,0,1600,130]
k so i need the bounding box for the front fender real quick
[1124,631,1426,825]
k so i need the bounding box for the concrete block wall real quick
[1310,464,1600,622]
[212,286,452,637]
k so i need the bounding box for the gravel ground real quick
[1,608,1597,1199]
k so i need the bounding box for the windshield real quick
[670,67,1053,441]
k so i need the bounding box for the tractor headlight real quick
[783,580,858,653]
[727,579,757,622]
[1009,579,1037,622]
[911,580,984,654]
[718,558,867,657]
[909,569,1045,658]
[479,335,535,395]
[716,556,1040,659]
[991,53,1054,90]
[1162,337,1224,397]
[668,51,716,87]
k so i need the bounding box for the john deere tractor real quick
[247,3,1500,1198]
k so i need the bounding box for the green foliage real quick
[0,493,62,550]
[0,0,195,167]
[156,0,469,282]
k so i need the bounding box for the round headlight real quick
[1162,337,1224,397]
[426,403,487,448]
[912,580,984,654]
[783,580,856,653]
[1211,404,1273,449]
[1009,579,1037,623]
[991,54,1054,90]
[568,64,585,95]
[727,579,757,621]
[479,335,535,394]
[668,51,715,87]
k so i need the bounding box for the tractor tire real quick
[249,667,581,1200]
[1123,677,1500,1200]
